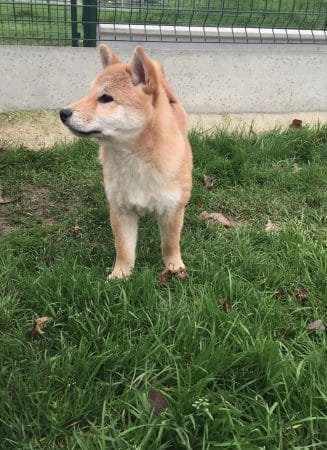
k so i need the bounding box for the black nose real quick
[59,108,73,123]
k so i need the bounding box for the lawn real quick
[1,0,326,45]
[0,126,327,449]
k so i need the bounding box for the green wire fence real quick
[0,1,326,46]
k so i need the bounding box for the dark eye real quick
[98,94,113,103]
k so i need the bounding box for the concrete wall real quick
[0,43,326,114]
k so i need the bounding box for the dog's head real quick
[59,45,163,141]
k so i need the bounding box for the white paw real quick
[165,260,185,272]
[106,267,132,281]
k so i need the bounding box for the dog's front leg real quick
[108,207,138,280]
[158,207,186,272]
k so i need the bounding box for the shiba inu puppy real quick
[60,45,192,279]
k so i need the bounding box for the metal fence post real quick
[71,0,80,47]
[83,0,97,47]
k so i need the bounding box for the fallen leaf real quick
[200,211,236,228]
[289,119,303,129]
[203,175,215,189]
[293,285,308,304]
[72,223,82,237]
[159,267,187,284]
[265,219,281,232]
[219,298,232,312]
[31,316,52,338]
[307,320,325,331]
[148,390,169,414]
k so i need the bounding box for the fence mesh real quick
[0,1,326,46]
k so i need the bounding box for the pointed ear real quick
[130,46,158,97]
[99,44,122,69]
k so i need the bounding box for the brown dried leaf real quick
[148,390,169,414]
[159,270,173,284]
[159,267,187,284]
[265,219,281,232]
[203,175,215,189]
[200,211,236,228]
[293,285,308,304]
[307,320,325,331]
[273,286,308,304]
[31,316,52,338]
[219,298,232,312]
[290,119,303,129]
[72,223,82,237]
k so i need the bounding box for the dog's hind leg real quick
[108,207,138,280]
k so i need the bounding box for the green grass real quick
[0,1,81,45]
[1,126,327,449]
[1,0,326,45]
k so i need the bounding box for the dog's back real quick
[154,60,188,137]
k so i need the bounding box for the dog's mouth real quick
[67,126,102,138]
